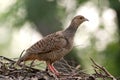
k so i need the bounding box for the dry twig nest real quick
[0,56,117,80]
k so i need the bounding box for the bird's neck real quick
[64,23,79,38]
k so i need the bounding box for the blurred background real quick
[0,0,120,77]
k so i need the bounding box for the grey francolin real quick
[17,15,88,76]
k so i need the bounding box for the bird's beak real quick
[84,18,89,21]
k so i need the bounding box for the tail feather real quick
[16,52,29,65]
[16,52,38,65]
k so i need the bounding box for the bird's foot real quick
[48,64,60,77]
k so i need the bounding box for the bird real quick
[17,15,88,76]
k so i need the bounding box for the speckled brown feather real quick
[17,31,73,64]
[17,15,88,65]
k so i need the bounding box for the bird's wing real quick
[26,31,68,54]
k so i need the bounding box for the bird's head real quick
[71,15,88,27]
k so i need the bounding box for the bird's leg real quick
[48,64,59,76]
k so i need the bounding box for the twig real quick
[21,60,37,80]
[62,58,73,69]
[0,56,15,63]
[18,50,25,60]
[90,58,116,80]
[0,56,40,71]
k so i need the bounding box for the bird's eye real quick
[80,17,83,19]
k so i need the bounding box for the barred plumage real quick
[17,15,88,76]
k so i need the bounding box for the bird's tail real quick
[16,52,29,65]
[16,52,36,65]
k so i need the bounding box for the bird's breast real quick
[64,37,74,50]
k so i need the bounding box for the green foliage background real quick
[0,0,120,77]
